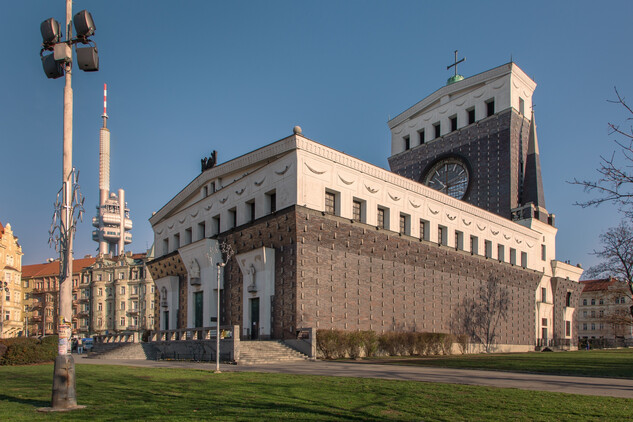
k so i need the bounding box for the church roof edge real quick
[388,62,536,129]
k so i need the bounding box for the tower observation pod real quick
[91,84,133,255]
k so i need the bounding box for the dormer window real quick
[450,115,457,132]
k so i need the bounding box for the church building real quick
[147,62,583,351]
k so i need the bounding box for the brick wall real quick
[388,109,532,219]
[295,207,541,346]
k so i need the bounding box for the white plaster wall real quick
[154,275,179,330]
[296,141,549,272]
[236,247,275,338]
[178,239,222,329]
[390,63,536,155]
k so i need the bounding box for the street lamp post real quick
[214,242,233,373]
[1,281,8,339]
[39,0,97,412]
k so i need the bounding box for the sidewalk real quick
[74,354,633,399]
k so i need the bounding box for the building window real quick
[120,301,125,310]
[352,199,364,222]
[582,310,587,318]
[599,310,604,317]
[228,208,237,229]
[486,99,495,117]
[582,299,587,306]
[484,241,493,258]
[497,244,505,262]
[213,215,221,235]
[98,302,103,311]
[377,207,388,229]
[591,298,595,305]
[98,288,103,296]
[542,318,547,327]
[197,222,206,240]
[599,298,604,305]
[510,248,517,265]
[325,191,337,215]
[470,235,479,255]
[519,97,525,115]
[450,115,457,132]
[173,233,180,249]
[184,228,192,245]
[582,323,587,330]
[403,135,410,150]
[418,129,425,145]
[541,244,546,261]
[438,225,447,246]
[565,321,571,336]
[162,238,169,255]
[248,201,256,223]
[591,323,595,331]
[467,107,475,124]
[121,286,125,295]
[566,292,572,307]
[455,231,463,250]
[433,122,441,138]
[399,214,410,235]
[120,317,126,326]
[420,219,430,241]
[541,287,547,303]
[591,310,595,318]
[267,191,277,213]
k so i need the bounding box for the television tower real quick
[92,84,132,255]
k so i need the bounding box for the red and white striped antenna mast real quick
[101,83,108,126]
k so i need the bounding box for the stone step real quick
[88,343,157,360]
[238,340,309,365]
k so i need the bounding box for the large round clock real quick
[423,157,470,199]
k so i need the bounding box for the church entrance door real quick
[194,292,203,328]
[250,297,260,340]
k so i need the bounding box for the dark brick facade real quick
[388,109,532,219]
[150,205,544,346]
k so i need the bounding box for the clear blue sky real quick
[2,1,633,271]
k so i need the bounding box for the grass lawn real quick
[0,364,631,421]
[362,348,633,379]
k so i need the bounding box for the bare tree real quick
[452,277,509,353]
[584,221,633,319]
[571,88,633,218]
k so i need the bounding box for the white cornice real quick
[388,62,536,129]
[295,136,539,239]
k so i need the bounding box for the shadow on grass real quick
[0,393,49,408]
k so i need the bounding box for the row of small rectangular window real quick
[403,99,496,150]
[583,310,604,318]
[163,191,277,255]
[326,191,529,267]
[582,323,604,331]
[582,297,627,306]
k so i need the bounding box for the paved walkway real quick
[74,355,633,399]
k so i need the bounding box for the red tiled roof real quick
[22,257,97,278]
[580,277,618,292]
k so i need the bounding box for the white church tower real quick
[92,84,133,256]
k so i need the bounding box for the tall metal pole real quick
[60,0,73,341]
[47,0,83,412]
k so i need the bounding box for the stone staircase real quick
[238,341,309,365]
[88,342,157,360]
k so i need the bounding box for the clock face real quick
[423,158,470,199]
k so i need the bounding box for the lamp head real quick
[40,18,62,46]
[73,10,96,40]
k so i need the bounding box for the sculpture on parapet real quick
[201,150,217,172]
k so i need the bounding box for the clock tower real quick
[387,61,553,225]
